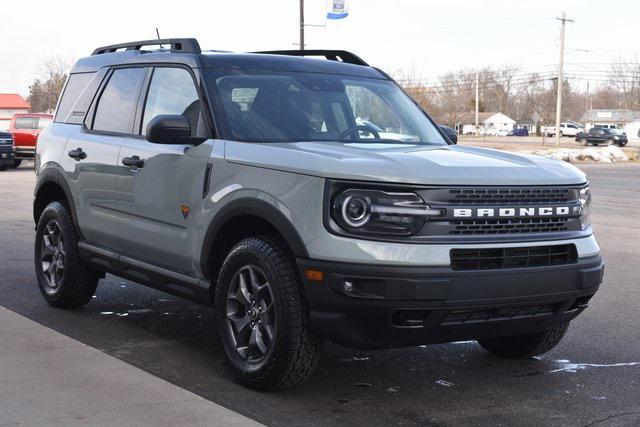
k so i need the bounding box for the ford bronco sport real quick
[34,39,604,390]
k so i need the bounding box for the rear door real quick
[116,66,213,274]
[62,67,148,249]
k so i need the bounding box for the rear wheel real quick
[34,201,100,308]
[478,322,569,358]
[215,236,323,390]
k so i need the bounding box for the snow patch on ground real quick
[523,145,630,163]
[549,359,640,373]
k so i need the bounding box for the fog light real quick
[343,281,355,294]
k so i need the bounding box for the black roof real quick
[72,40,385,79]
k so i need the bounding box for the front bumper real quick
[298,255,604,349]
[0,148,14,165]
[14,146,35,159]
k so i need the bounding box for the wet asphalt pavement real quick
[0,162,639,426]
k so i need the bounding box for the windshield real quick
[208,70,446,145]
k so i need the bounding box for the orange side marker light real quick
[305,269,324,282]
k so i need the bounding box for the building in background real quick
[622,120,640,141]
[454,112,515,135]
[0,94,30,130]
[580,109,640,131]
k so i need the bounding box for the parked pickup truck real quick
[544,122,584,137]
[9,113,53,164]
[576,128,628,146]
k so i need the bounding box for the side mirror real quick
[146,115,204,145]
[438,125,458,144]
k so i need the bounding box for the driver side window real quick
[141,67,201,136]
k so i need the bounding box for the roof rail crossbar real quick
[91,38,201,56]
[253,50,368,66]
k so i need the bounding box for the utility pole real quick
[475,72,479,135]
[585,81,590,113]
[299,0,305,51]
[554,12,573,147]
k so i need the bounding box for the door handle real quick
[68,148,87,161]
[122,155,144,168]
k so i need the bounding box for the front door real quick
[116,66,213,275]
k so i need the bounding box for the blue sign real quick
[327,0,348,19]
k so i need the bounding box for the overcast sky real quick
[2,0,638,96]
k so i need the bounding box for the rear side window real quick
[55,73,95,123]
[141,68,201,136]
[93,68,146,134]
[14,117,37,129]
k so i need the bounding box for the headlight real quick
[578,186,591,229]
[331,189,442,236]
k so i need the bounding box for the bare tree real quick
[607,57,640,110]
[27,56,73,113]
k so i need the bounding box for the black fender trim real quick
[34,166,83,239]
[200,198,309,279]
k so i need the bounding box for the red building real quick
[0,94,30,130]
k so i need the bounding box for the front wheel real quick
[215,236,323,390]
[478,322,569,358]
[34,201,100,308]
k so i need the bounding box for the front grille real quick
[450,244,577,271]
[447,187,571,205]
[391,295,593,327]
[442,305,555,325]
[449,217,569,235]
[414,186,585,239]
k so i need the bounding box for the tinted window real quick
[15,117,37,129]
[141,68,200,136]
[93,68,146,134]
[55,73,95,123]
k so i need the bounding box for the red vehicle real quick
[9,113,53,164]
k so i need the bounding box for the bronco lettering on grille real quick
[453,206,572,218]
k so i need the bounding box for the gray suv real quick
[34,39,604,389]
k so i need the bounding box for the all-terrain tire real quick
[214,236,323,390]
[478,322,569,359]
[34,201,100,308]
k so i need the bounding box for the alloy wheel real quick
[225,265,276,363]
[40,219,65,294]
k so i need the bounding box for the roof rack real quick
[91,38,201,56]
[253,50,368,66]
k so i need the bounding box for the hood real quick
[224,141,587,186]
